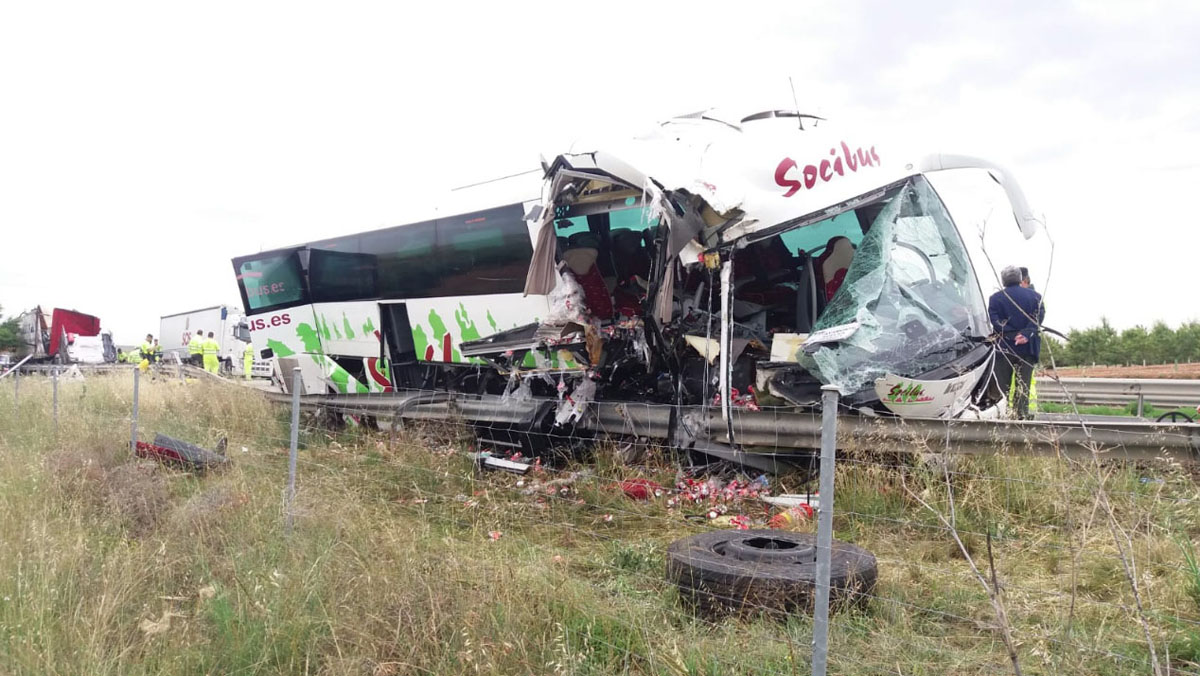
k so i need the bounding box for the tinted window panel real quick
[236,252,307,312]
[434,204,532,296]
[308,250,378,302]
[360,220,441,298]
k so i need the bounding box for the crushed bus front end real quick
[464,110,1041,421]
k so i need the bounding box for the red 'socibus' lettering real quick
[774,141,880,197]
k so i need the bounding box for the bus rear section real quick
[232,201,551,395]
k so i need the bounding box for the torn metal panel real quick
[874,364,986,419]
[491,109,1041,420]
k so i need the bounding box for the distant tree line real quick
[0,305,21,352]
[1042,319,1200,367]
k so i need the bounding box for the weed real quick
[0,373,1198,674]
[1180,536,1200,612]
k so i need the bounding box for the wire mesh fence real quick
[1,365,1198,675]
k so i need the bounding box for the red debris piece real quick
[768,504,815,529]
[618,478,664,501]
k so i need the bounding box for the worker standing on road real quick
[989,265,1045,420]
[187,330,204,367]
[153,339,163,364]
[243,342,254,379]
[202,331,220,374]
[1018,268,1039,414]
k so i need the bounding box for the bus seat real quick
[563,233,614,321]
[816,236,855,302]
[610,228,651,281]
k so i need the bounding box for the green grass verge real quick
[0,374,1198,674]
[1037,401,1198,419]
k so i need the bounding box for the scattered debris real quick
[762,493,820,509]
[767,505,815,529]
[488,530,503,541]
[519,473,582,496]
[470,452,531,475]
[135,433,230,472]
[666,475,770,509]
[710,514,752,529]
[139,610,186,636]
[616,478,664,501]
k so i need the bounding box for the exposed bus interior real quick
[469,172,999,415]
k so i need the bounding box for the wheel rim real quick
[715,535,817,564]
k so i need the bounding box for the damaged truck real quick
[233,110,1040,464]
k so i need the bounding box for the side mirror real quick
[260,348,274,360]
[234,323,251,342]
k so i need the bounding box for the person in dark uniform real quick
[989,265,1045,419]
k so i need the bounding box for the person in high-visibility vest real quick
[243,342,254,379]
[140,334,154,363]
[202,331,220,374]
[153,339,163,363]
[116,349,127,363]
[187,330,205,367]
[1008,372,1038,416]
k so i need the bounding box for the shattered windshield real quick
[798,176,988,394]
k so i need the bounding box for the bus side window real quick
[435,204,533,296]
[361,220,440,299]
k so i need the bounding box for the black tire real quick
[666,529,877,617]
[1156,411,1195,424]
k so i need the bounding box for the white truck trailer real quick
[159,305,252,373]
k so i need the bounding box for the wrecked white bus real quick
[233,110,1039,449]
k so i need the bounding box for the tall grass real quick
[0,372,1198,674]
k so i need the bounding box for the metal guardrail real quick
[1039,377,1200,409]
[11,360,273,381]
[264,389,1200,464]
[0,355,33,379]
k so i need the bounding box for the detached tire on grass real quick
[666,529,877,617]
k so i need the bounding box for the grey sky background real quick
[2,0,1197,344]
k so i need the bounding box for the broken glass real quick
[797,177,988,394]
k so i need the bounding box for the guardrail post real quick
[130,368,140,454]
[12,369,18,415]
[285,367,301,534]
[52,368,59,436]
[1136,392,1145,418]
[812,384,840,676]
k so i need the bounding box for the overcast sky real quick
[2,0,1197,344]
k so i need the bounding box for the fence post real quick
[130,368,140,454]
[13,369,18,415]
[52,368,59,436]
[285,367,301,533]
[811,385,840,676]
